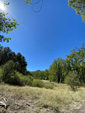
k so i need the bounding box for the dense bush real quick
[0,61,44,87]
[21,76,33,86]
[64,70,80,91]
[1,60,16,82]
[32,79,44,88]
[8,71,23,85]
[2,70,33,86]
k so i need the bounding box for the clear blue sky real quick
[0,0,85,71]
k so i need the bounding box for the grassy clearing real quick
[0,81,85,112]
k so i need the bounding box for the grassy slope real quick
[0,81,85,113]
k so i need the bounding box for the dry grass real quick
[0,81,85,112]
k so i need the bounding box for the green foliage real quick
[48,44,85,87]
[32,79,44,88]
[33,70,49,80]
[0,43,85,89]
[43,82,54,89]
[25,0,31,4]
[7,70,22,85]
[0,46,28,75]
[65,70,80,91]
[49,60,58,82]
[78,65,85,84]
[1,61,33,86]
[44,69,49,80]
[68,0,85,22]
[33,71,41,79]
[21,76,33,86]
[2,60,16,82]
[49,58,65,83]
[1,60,24,85]
[0,67,3,82]
[0,2,20,43]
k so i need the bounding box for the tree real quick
[0,46,28,75]
[44,69,49,80]
[65,44,85,84]
[0,1,20,43]
[49,60,58,82]
[60,59,68,83]
[15,53,27,75]
[68,0,85,22]
[33,71,41,79]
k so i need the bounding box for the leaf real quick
[7,32,9,34]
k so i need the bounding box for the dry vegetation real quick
[0,81,85,113]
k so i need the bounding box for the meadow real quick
[0,80,85,113]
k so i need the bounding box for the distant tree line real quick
[32,44,85,86]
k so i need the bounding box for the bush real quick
[32,79,44,88]
[9,71,23,85]
[5,70,34,86]
[2,60,16,82]
[64,70,80,91]
[21,76,33,86]
[43,82,54,89]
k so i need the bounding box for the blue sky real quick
[0,0,85,71]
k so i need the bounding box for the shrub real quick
[0,60,34,86]
[43,82,54,89]
[64,70,80,91]
[2,60,16,82]
[3,70,34,86]
[32,79,44,88]
[21,76,33,86]
[9,71,23,85]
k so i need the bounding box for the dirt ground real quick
[0,94,60,113]
[61,101,85,113]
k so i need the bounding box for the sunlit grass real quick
[0,82,85,112]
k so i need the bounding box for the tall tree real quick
[65,44,85,84]
[13,52,27,75]
[44,69,49,80]
[49,59,58,82]
[49,58,64,83]
[68,0,85,22]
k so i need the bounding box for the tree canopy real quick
[68,0,85,22]
[0,2,20,43]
